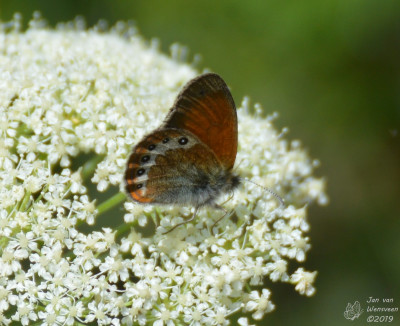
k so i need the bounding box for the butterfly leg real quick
[210,191,235,234]
[162,207,199,235]
[210,205,229,234]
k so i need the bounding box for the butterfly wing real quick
[163,73,237,170]
[125,129,222,205]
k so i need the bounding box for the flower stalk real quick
[97,192,126,216]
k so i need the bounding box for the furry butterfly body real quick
[125,73,240,221]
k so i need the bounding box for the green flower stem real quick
[0,236,8,250]
[115,221,135,239]
[20,190,31,211]
[74,321,87,326]
[81,154,105,180]
[34,185,48,204]
[97,192,126,216]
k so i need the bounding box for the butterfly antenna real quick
[232,158,245,173]
[244,178,285,208]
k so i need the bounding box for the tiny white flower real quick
[238,317,255,326]
[265,258,289,282]
[245,289,275,320]
[291,268,317,296]
[153,304,178,326]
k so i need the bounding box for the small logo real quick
[344,301,364,320]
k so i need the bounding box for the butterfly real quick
[125,73,241,233]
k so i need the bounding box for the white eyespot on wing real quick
[135,175,149,183]
[135,182,148,197]
[139,155,156,167]
[140,185,147,196]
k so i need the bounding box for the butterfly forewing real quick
[163,73,237,170]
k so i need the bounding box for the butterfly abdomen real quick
[195,170,240,207]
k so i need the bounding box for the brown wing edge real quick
[163,73,236,122]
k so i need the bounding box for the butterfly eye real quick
[136,184,143,189]
[179,137,188,145]
[162,138,170,144]
[136,168,145,176]
[141,155,150,163]
[148,144,156,151]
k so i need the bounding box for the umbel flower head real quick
[0,13,327,326]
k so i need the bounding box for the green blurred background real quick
[2,1,400,325]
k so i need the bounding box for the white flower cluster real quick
[0,14,327,326]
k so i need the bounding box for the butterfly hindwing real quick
[125,128,222,205]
